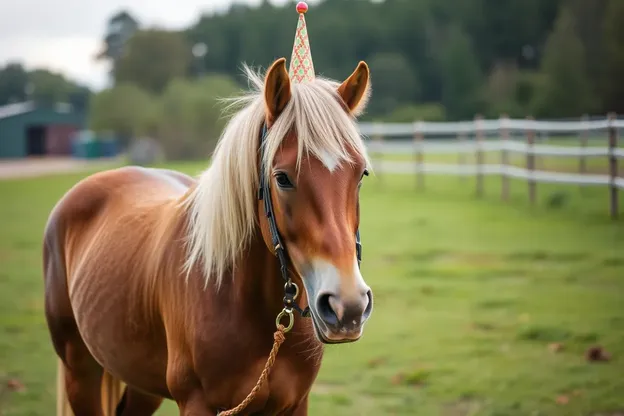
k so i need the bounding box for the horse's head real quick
[259,57,373,344]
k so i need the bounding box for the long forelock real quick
[184,64,370,288]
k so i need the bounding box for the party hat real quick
[288,2,315,83]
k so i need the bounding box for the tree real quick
[0,63,29,105]
[28,70,75,106]
[155,74,241,159]
[437,25,484,120]
[367,52,419,116]
[603,0,624,113]
[89,83,155,142]
[533,7,596,117]
[114,29,192,94]
[567,0,608,104]
[96,11,140,63]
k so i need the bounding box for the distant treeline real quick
[3,0,621,159]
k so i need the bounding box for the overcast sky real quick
[0,0,293,90]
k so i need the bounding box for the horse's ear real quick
[337,61,371,117]
[264,57,292,123]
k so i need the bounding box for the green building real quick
[0,101,86,159]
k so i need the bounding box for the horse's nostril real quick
[317,294,339,326]
[363,290,373,318]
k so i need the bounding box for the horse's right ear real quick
[264,58,292,124]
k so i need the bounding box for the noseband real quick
[257,124,363,320]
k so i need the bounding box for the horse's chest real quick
[224,360,311,414]
[195,346,319,415]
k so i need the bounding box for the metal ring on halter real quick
[276,308,295,332]
[284,281,299,300]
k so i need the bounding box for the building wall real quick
[0,107,86,159]
[0,116,26,158]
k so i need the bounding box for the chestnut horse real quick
[44,57,373,415]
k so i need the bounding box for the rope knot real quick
[275,325,287,343]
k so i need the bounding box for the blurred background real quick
[0,0,623,415]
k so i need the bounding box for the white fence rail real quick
[359,117,624,136]
[367,139,624,159]
[360,115,621,219]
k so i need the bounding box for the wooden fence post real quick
[580,114,589,177]
[526,116,536,206]
[608,112,618,220]
[414,120,424,190]
[500,114,509,202]
[475,114,484,198]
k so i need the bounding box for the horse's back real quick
[44,165,194,274]
[47,165,192,225]
[44,166,194,399]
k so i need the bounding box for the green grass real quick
[1,163,624,415]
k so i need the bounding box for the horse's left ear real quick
[337,61,371,116]
[264,57,292,124]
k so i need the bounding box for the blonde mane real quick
[183,65,370,287]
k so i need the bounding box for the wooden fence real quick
[360,114,624,219]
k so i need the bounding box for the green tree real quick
[380,103,446,122]
[438,25,484,120]
[114,29,192,94]
[367,52,419,116]
[27,69,91,111]
[603,0,624,113]
[89,83,155,142]
[533,7,595,117]
[0,63,28,105]
[155,74,241,160]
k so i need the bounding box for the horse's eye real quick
[359,169,369,185]
[275,172,294,189]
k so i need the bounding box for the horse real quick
[43,57,374,415]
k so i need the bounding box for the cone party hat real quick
[288,2,315,83]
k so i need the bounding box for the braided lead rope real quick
[217,325,287,415]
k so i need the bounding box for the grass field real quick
[1,162,623,415]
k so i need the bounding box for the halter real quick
[257,124,363,321]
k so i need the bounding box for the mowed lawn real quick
[0,162,623,416]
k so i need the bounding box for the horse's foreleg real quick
[59,339,105,416]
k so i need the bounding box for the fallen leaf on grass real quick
[585,346,611,362]
[6,378,26,392]
[548,342,564,353]
[556,395,569,405]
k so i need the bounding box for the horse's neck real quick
[162,188,316,342]
[229,232,292,325]
[226,232,320,357]
[160,199,320,370]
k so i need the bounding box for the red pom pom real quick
[296,1,308,14]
